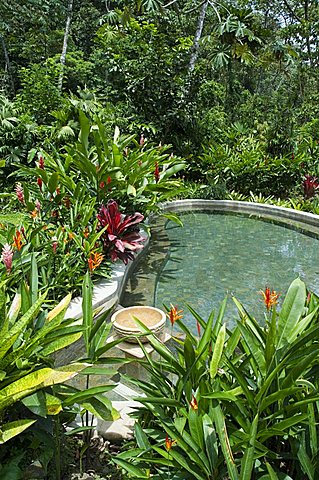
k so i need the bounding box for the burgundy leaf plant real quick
[97,200,145,264]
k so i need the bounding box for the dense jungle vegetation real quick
[1,0,319,203]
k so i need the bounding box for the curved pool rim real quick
[159,200,319,232]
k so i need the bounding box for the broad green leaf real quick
[203,414,218,473]
[188,408,204,451]
[63,385,115,406]
[239,413,258,480]
[135,423,151,449]
[47,172,59,195]
[0,419,36,444]
[47,293,71,322]
[79,110,90,153]
[277,278,306,348]
[0,292,47,361]
[41,332,82,355]
[0,363,87,410]
[112,457,149,478]
[210,324,226,379]
[265,463,280,479]
[211,401,238,480]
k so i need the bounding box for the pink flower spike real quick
[35,199,41,211]
[1,243,14,273]
[15,184,25,204]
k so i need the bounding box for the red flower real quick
[15,183,25,203]
[303,174,319,199]
[167,304,183,326]
[13,230,24,251]
[190,395,198,411]
[37,177,43,191]
[196,320,201,336]
[165,435,176,451]
[38,156,45,169]
[88,251,104,272]
[100,181,105,189]
[154,162,160,183]
[260,287,279,311]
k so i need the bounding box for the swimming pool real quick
[121,204,319,331]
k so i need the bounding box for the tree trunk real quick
[58,0,74,91]
[188,0,209,76]
[0,34,15,94]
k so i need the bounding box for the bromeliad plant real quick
[114,278,319,480]
[97,199,145,264]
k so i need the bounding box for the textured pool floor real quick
[122,212,319,331]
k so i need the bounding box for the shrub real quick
[114,278,319,479]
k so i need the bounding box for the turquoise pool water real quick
[122,212,319,330]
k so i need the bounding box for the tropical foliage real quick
[115,279,319,479]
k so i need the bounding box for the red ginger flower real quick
[38,156,44,169]
[1,243,14,273]
[260,287,279,311]
[37,177,43,190]
[15,183,24,203]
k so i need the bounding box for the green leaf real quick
[277,278,306,349]
[127,184,137,196]
[203,414,218,473]
[211,401,238,480]
[0,419,36,444]
[239,413,258,479]
[0,363,87,411]
[112,457,149,478]
[30,253,38,305]
[265,463,280,479]
[47,172,59,195]
[135,423,151,449]
[210,324,226,379]
[41,332,82,356]
[79,110,90,153]
[0,292,47,361]
[63,385,115,406]
[82,271,93,353]
[188,408,204,451]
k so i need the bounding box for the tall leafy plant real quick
[114,278,319,479]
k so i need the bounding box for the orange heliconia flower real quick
[88,251,104,272]
[83,227,90,238]
[30,209,38,219]
[190,395,198,411]
[165,435,176,451]
[167,304,183,326]
[260,287,279,311]
[12,230,24,251]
